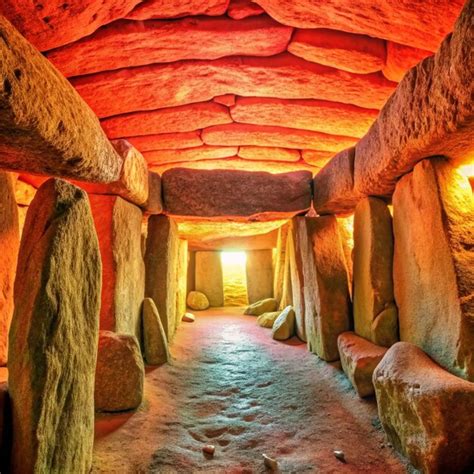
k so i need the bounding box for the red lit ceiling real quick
[0,0,464,174]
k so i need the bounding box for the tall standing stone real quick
[393,158,474,381]
[142,298,170,366]
[176,240,188,327]
[279,230,293,309]
[0,172,19,366]
[195,251,224,307]
[246,249,273,304]
[353,197,398,347]
[273,223,289,303]
[8,179,101,473]
[145,215,179,340]
[89,194,145,340]
[302,216,351,361]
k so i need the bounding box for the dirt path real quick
[92,308,408,473]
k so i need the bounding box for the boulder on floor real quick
[182,313,196,322]
[142,298,170,366]
[0,172,19,366]
[195,251,224,307]
[95,331,144,412]
[272,306,296,340]
[393,158,474,381]
[145,215,179,340]
[373,342,474,473]
[8,179,101,473]
[246,249,273,304]
[337,332,387,397]
[257,311,281,328]
[244,298,279,316]
[187,291,210,310]
[353,197,398,347]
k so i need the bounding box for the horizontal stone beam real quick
[162,168,312,219]
[188,230,278,251]
[354,0,473,197]
[313,147,363,215]
[0,16,123,183]
[126,132,202,152]
[143,146,238,165]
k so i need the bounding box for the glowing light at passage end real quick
[221,251,247,266]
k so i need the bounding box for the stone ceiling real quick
[0,0,464,175]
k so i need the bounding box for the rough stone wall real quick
[246,249,273,304]
[273,223,289,304]
[195,251,224,307]
[145,215,179,340]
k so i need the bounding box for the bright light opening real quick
[221,252,248,307]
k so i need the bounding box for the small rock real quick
[244,298,278,316]
[334,450,346,463]
[272,306,295,340]
[187,291,210,310]
[202,444,215,456]
[182,312,195,322]
[262,453,278,470]
[256,310,281,328]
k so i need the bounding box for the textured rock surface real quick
[246,250,273,304]
[188,230,277,251]
[0,16,122,182]
[195,252,224,307]
[47,16,292,77]
[102,102,231,138]
[144,146,238,165]
[125,0,228,20]
[145,216,179,340]
[127,131,202,151]
[337,332,387,397]
[72,53,397,118]
[301,150,333,168]
[8,179,101,473]
[303,217,351,361]
[143,172,163,215]
[238,146,300,162]
[288,29,385,74]
[162,169,312,219]
[175,240,189,327]
[89,195,145,340]
[313,147,362,215]
[0,0,140,50]
[227,0,264,19]
[187,291,210,311]
[230,97,378,138]
[373,342,474,473]
[95,331,144,412]
[0,173,19,366]
[353,198,398,347]
[14,178,36,206]
[272,306,296,341]
[142,298,170,365]
[354,1,474,196]
[393,158,474,381]
[273,223,290,304]
[383,42,432,82]
[244,298,278,316]
[252,0,463,51]
[256,311,281,328]
[202,123,357,151]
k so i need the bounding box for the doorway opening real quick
[221,251,248,307]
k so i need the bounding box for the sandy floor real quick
[92,308,409,473]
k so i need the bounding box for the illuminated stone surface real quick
[95,331,144,412]
[273,223,289,305]
[142,298,170,365]
[125,0,228,20]
[383,42,432,82]
[246,250,273,304]
[0,173,19,365]
[89,195,145,340]
[14,178,35,206]
[238,146,300,162]
[145,216,179,340]
[9,179,100,473]
[47,16,292,77]
[373,342,474,472]
[337,331,387,398]
[244,298,278,316]
[188,231,277,251]
[256,310,281,328]
[354,0,474,197]
[288,29,385,74]
[176,240,189,326]
[144,146,238,165]
[195,251,224,307]
[187,291,210,311]
[353,198,398,347]
[393,158,474,381]
[126,132,203,152]
[143,172,163,215]
[0,16,122,183]
[227,0,264,20]
[162,169,312,219]
[272,306,295,341]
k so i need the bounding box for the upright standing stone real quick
[176,240,188,327]
[353,197,398,347]
[8,179,101,473]
[142,298,170,365]
[195,251,224,307]
[393,158,474,381]
[273,223,289,303]
[246,249,273,304]
[145,215,179,340]
[187,250,196,294]
[89,195,145,340]
[289,219,307,341]
[0,172,19,366]
[279,230,293,309]
[303,216,351,361]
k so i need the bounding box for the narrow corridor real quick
[93,308,407,473]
